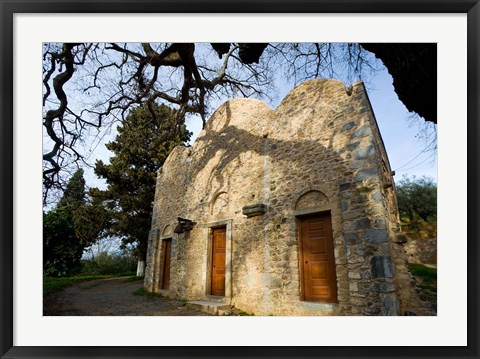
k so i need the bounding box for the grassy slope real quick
[407,263,437,310]
[43,273,136,298]
[407,263,437,292]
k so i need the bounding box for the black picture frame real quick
[1,1,479,358]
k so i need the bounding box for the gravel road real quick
[43,277,210,316]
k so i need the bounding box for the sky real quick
[68,46,437,258]
[78,49,437,195]
[184,67,437,182]
[78,59,438,257]
[355,69,437,181]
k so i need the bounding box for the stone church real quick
[144,79,432,316]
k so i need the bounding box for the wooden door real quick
[210,227,226,296]
[161,238,172,289]
[299,213,338,303]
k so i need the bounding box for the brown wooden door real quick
[210,227,226,296]
[299,213,338,303]
[161,238,172,289]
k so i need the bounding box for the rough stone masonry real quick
[144,79,433,316]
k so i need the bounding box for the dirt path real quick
[43,277,210,316]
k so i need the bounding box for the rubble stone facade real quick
[144,79,432,316]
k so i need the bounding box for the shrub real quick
[43,208,84,277]
[80,252,136,276]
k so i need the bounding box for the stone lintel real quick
[293,205,331,217]
[242,204,267,217]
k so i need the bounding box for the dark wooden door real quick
[210,227,226,296]
[299,213,337,303]
[161,238,172,289]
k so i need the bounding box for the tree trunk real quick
[136,260,145,277]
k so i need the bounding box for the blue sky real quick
[88,71,437,191]
[82,47,437,193]
[78,48,438,259]
[182,65,437,185]
[82,61,437,256]
[364,70,437,182]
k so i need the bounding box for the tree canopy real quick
[42,42,436,202]
[43,169,91,277]
[43,207,82,277]
[396,176,437,227]
[56,168,86,210]
[85,103,191,271]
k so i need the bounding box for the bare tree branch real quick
[42,42,435,205]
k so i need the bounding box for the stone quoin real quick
[144,79,433,316]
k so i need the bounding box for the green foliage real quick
[408,263,437,310]
[396,176,437,227]
[43,169,101,277]
[43,208,83,277]
[57,169,86,210]
[408,263,437,291]
[43,274,132,298]
[238,310,255,316]
[79,252,137,276]
[412,263,437,290]
[44,170,88,277]
[88,103,191,262]
[73,199,111,245]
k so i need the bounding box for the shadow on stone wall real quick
[149,79,429,315]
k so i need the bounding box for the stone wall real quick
[402,222,437,266]
[144,79,433,316]
[404,238,437,265]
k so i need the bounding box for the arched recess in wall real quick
[210,191,230,215]
[162,224,173,237]
[295,189,329,210]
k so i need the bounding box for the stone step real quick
[186,300,231,315]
